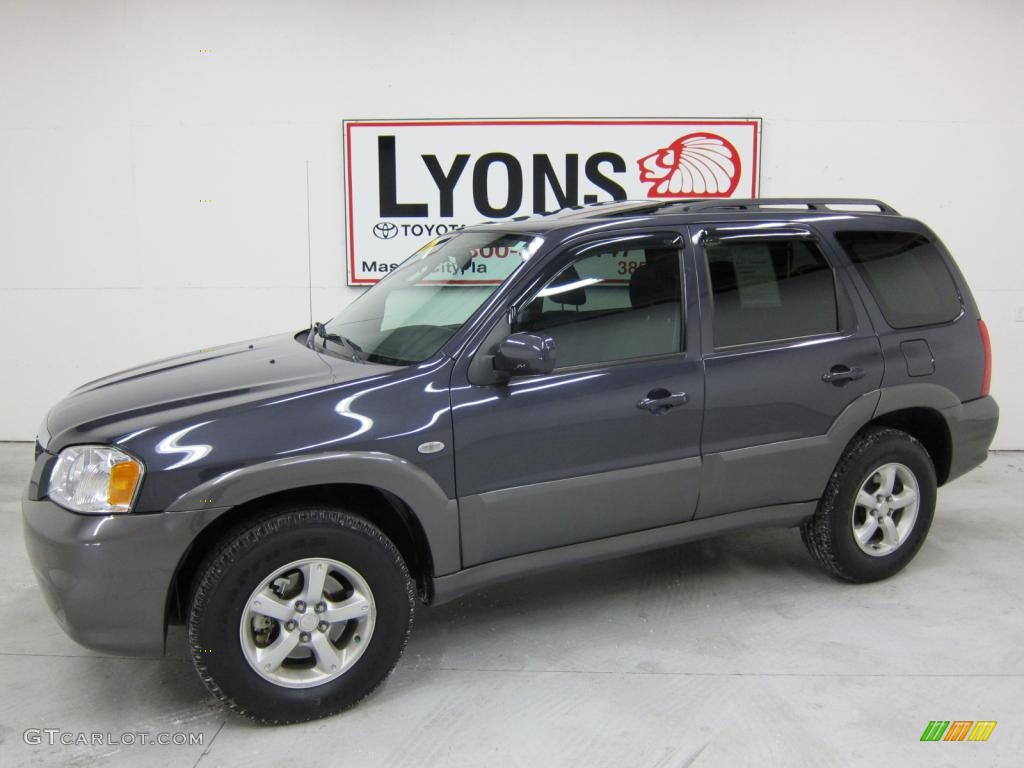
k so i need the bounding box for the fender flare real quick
[166,451,461,575]
[873,382,961,418]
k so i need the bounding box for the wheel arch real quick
[870,383,958,485]
[166,482,437,626]
[863,407,952,485]
[163,451,460,630]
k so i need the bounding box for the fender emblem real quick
[417,441,445,454]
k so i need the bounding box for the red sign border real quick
[343,118,762,286]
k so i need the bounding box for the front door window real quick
[512,245,683,368]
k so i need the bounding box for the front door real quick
[450,233,704,567]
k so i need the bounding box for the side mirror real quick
[493,333,556,378]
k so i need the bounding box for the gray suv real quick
[23,198,998,723]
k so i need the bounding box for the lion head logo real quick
[637,132,741,198]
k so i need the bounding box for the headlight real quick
[48,445,145,514]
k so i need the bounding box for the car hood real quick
[44,331,388,449]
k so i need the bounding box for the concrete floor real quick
[1,442,1021,767]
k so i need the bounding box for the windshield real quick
[322,231,543,365]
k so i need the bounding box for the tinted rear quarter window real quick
[835,231,962,329]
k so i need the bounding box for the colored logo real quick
[920,721,997,742]
[372,222,398,239]
[637,132,741,198]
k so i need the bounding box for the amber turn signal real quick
[108,460,143,509]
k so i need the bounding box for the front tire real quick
[802,428,937,583]
[187,507,415,724]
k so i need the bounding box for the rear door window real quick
[835,231,962,329]
[705,238,839,348]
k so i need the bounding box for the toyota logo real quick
[373,222,398,240]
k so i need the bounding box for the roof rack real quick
[545,200,659,218]
[656,198,900,215]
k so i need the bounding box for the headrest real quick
[708,259,738,293]
[630,253,680,308]
[544,264,587,306]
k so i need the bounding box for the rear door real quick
[693,223,884,517]
[450,231,704,566]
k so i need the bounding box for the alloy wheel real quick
[851,462,920,557]
[239,557,376,688]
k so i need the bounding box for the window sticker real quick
[732,245,781,308]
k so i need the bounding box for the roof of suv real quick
[467,198,905,236]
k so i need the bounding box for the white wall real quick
[1,0,1022,447]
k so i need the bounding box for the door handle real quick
[637,388,689,413]
[822,365,866,385]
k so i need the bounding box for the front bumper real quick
[22,497,225,655]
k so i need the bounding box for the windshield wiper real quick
[308,322,363,362]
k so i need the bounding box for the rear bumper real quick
[22,497,224,655]
[944,395,999,483]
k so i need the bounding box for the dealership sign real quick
[343,118,762,284]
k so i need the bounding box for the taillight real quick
[978,319,992,397]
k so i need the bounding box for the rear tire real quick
[802,428,937,583]
[187,506,415,724]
